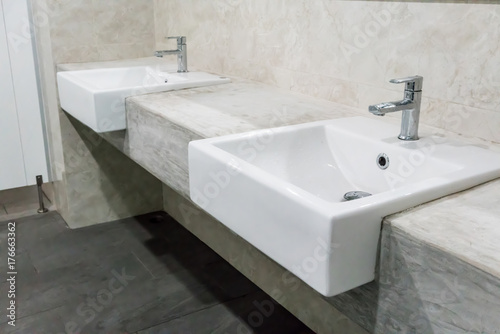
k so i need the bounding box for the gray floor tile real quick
[26,218,146,273]
[130,218,226,278]
[0,252,153,321]
[4,195,51,215]
[0,206,55,223]
[0,185,54,221]
[137,291,314,334]
[0,250,36,281]
[0,186,38,205]
[56,259,259,333]
[0,282,7,325]
[0,306,67,334]
[9,211,67,244]
[195,259,260,299]
[0,221,38,276]
[0,211,312,333]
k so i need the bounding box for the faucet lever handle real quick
[167,36,186,46]
[389,75,423,91]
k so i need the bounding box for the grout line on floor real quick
[27,251,40,274]
[42,190,53,204]
[131,250,156,279]
[135,293,254,333]
[0,304,66,327]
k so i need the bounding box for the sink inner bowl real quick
[214,122,462,202]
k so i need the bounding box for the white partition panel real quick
[0,0,49,190]
[0,0,27,190]
[3,0,48,185]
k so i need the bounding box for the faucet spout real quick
[368,75,423,141]
[369,99,415,116]
[155,49,181,57]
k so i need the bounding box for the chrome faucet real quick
[369,75,423,141]
[154,36,187,73]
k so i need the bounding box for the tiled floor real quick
[0,185,54,221]
[0,211,314,333]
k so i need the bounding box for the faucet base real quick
[398,134,419,141]
[398,109,420,141]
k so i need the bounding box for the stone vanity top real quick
[386,180,500,278]
[59,58,500,282]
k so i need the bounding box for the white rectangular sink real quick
[57,66,230,132]
[189,116,500,296]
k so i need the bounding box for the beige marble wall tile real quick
[47,0,155,63]
[46,0,95,50]
[64,161,163,229]
[51,45,101,65]
[51,42,157,67]
[58,111,163,229]
[154,0,500,143]
[96,42,156,62]
[93,0,154,45]
[290,72,361,108]
[52,178,68,218]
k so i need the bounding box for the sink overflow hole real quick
[377,153,389,170]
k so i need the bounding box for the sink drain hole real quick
[343,191,372,201]
[377,153,389,170]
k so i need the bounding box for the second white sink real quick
[57,65,230,132]
[189,116,500,296]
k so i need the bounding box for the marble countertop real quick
[386,180,500,278]
[128,79,366,138]
[60,57,500,281]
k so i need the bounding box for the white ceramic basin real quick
[189,116,500,296]
[57,66,230,132]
